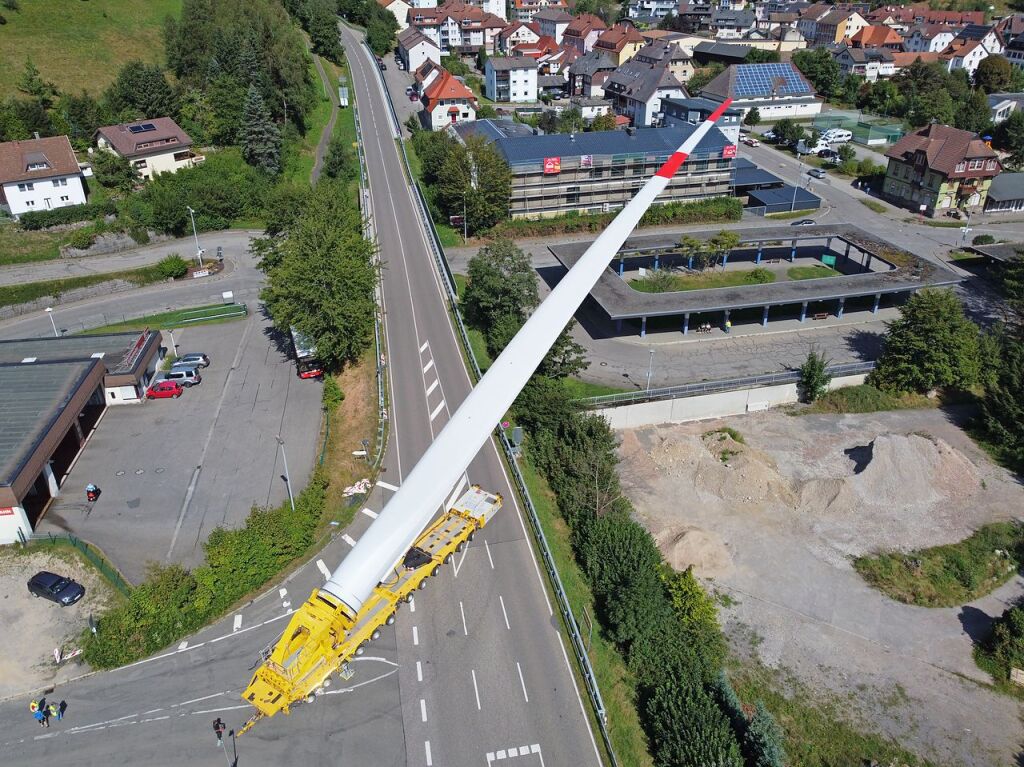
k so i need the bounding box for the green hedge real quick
[486,197,742,239]
[82,472,327,668]
[19,200,117,230]
[515,377,784,767]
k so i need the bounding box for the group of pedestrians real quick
[29,698,66,728]
[694,323,715,334]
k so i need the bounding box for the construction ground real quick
[616,407,1024,767]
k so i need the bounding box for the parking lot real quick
[37,310,324,584]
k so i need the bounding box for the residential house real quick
[398,27,442,71]
[537,73,568,96]
[941,39,991,77]
[485,56,539,101]
[890,50,941,73]
[691,41,750,66]
[497,21,541,53]
[742,26,808,52]
[661,95,742,143]
[867,4,984,31]
[674,0,715,34]
[378,0,412,30]
[1007,37,1024,69]
[538,45,579,74]
[834,45,895,82]
[421,69,479,129]
[409,0,439,7]
[414,58,445,94]
[847,24,904,49]
[449,0,507,20]
[626,0,679,23]
[533,8,573,44]
[0,136,87,218]
[510,0,568,23]
[602,58,686,126]
[883,123,1000,216]
[949,23,1004,55]
[903,24,957,53]
[698,61,822,119]
[563,13,607,54]
[711,9,756,39]
[409,2,507,55]
[812,9,870,47]
[633,41,695,83]
[985,172,1024,213]
[567,50,617,96]
[95,117,200,181]
[795,3,833,44]
[451,118,734,218]
[571,95,614,120]
[989,92,1024,123]
[996,13,1024,46]
[593,23,646,65]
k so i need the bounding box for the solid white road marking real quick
[452,542,469,577]
[516,662,529,702]
[361,507,379,519]
[177,641,188,651]
[484,538,494,569]
[316,559,331,579]
[471,669,481,710]
[342,534,357,546]
[420,698,427,722]
[412,625,419,645]
[232,615,242,632]
[416,660,423,682]
[377,480,399,492]
[419,340,429,353]
[556,632,602,764]
[499,595,511,630]
[459,600,468,635]
[425,740,433,767]
[445,475,468,510]
[429,400,445,421]
[422,358,434,374]
[425,379,439,396]
[409,596,415,613]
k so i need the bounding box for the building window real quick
[17,182,34,191]
[25,200,35,207]
[955,161,966,172]
[984,160,996,171]
[52,178,67,187]
[134,159,147,169]
[60,195,69,202]
[967,159,983,170]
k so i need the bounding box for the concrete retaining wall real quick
[597,374,868,428]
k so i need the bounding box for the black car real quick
[817,149,840,159]
[790,219,816,226]
[27,571,85,606]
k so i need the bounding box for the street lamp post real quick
[791,151,802,212]
[186,206,203,267]
[645,348,655,394]
[276,435,295,512]
[44,307,59,337]
[960,209,973,245]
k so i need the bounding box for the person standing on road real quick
[58,700,67,720]
[33,709,47,728]
[47,703,59,723]
[213,717,226,744]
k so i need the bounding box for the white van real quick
[823,129,853,144]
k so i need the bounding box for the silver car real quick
[176,352,210,368]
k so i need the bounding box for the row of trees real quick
[523,107,618,135]
[337,0,399,56]
[459,242,786,767]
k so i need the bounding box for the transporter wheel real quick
[354,642,366,656]
[418,579,428,590]
[386,613,396,626]
[466,529,475,541]
[455,541,465,553]
[430,565,440,577]
[443,553,453,564]
[371,629,381,641]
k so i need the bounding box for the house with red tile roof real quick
[883,123,1000,216]
[0,135,87,218]
[95,117,200,181]
[846,24,904,49]
[409,2,507,54]
[563,13,606,54]
[593,23,645,65]
[497,21,541,53]
[421,69,479,129]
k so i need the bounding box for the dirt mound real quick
[654,525,733,578]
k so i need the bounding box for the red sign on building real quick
[543,156,561,174]
[722,144,737,159]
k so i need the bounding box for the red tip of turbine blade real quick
[655,151,689,179]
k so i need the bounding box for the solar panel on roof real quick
[127,123,157,134]
[732,63,809,98]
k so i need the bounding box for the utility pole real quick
[463,194,468,242]
[277,435,295,512]
[186,206,203,267]
[645,348,655,394]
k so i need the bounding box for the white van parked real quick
[797,138,829,155]
[823,129,853,144]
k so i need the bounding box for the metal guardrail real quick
[19,530,132,596]
[359,41,616,765]
[578,361,877,409]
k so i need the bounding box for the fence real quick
[578,361,877,409]
[19,530,132,596]
[22,302,249,338]
[362,39,616,765]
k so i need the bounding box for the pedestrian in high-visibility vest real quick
[29,700,39,713]
[47,703,59,722]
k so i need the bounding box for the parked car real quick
[822,129,853,144]
[790,219,816,226]
[147,380,184,399]
[807,168,827,179]
[409,92,419,102]
[159,367,201,387]
[817,148,840,159]
[405,86,414,95]
[27,572,85,606]
[176,352,210,368]
[762,130,777,141]
[742,136,760,147]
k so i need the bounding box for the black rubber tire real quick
[443,553,452,564]
[354,643,366,656]
[418,579,427,590]
[455,541,465,553]
[430,565,440,577]
[386,613,396,626]
[467,530,475,541]
[405,592,414,602]
[371,629,381,641]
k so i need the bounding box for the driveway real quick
[38,312,323,583]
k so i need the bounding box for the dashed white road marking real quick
[316,559,331,579]
[416,660,423,682]
[412,625,419,645]
[232,615,242,632]
[342,534,357,547]
[429,400,445,421]
[177,641,188,651]
[409,596,415,613]
[425,379,439,396]
[516,662,529,702]
[471,669,481,710]
[499,595,511,630]
[420,698,428,722]
[377,480,399,492]
[361,507,379,519]
[459,600,468,635]
[425,740,433,766]
[452,542,469,577]
[172,692,229,708]
[484,538,495,569]
[419,340,429,353]
[422,359,434,374]
[486,744,543,766]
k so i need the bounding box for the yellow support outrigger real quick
[238,487,501,734]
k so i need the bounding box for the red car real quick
[147,380,183,399]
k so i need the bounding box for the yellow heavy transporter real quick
[239,487,501,733]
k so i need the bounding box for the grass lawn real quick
[519,458,654,767]
[281,58,335,185]
[800,384,935,415]
[563,378,630,399]
[452,273,493,373]
[765,209,815,220]
[860,199,888,214]
[728,660,938,767]
[0,224,63,266]
[948,250,982,261]
[909,218,964,228]
[787,264,840,280]
[630,268,776,292]
[80,303,247,334]
[0,0,182,98]
[853,522,1023,607]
